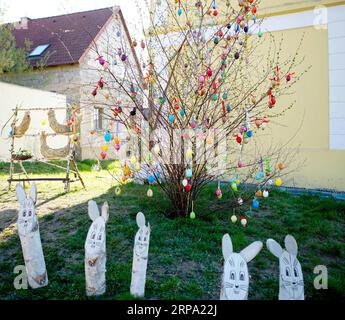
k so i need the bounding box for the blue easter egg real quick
[246,130,252,138]
[226,104,231,112]
[186,169,192,178]
[252,199,259,209]
[180,109,185,116]
[148,175,155,184]
[104,131,111,142]
[222,92,228,100]
[178,8,182,16]
[156,172,161,179]
[168,115,175,122]
[235,24,240,32]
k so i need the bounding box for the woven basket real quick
[12,154,32,161]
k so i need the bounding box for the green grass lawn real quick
[0,161,344,300]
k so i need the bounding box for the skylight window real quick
[28,44,50,57]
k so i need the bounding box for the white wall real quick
[0,81,67,160]
[328,5,345,150]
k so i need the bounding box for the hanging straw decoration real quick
[40,131,70,159]
[48,109,71,134]
[14,111,31,137]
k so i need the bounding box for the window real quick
[28,44,50,57]
[93,107,103,131]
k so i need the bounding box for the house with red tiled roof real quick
[2,6,145,160]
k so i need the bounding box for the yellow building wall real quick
[252,26,345,191]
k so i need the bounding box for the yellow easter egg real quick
[275,178,282,187]
[102,144,108,152]
[115,186,121,196]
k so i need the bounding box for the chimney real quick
[14,17,30,30]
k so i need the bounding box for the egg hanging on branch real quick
[115,186,121,196]
[240,217,248,227]
[190,211,196,220]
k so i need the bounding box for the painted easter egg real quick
[115,186,121,196]
[185,183,192,191]
[104,131,111,142]
[190,211,196,219]
[231,215,238,223]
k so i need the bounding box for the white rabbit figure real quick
[266,235,304,300]
[130,212,150,298]
[220,234,263,300]
[15,183,48,289]
[85,200,109,296]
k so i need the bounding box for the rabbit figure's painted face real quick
[279,250,304,300]
[86,217,106,257]
[267,235,304,300]
[134,212,150,259]
[223,253,249,300]
[222,234,263,300]
[85,200,109,263]
[16,184,38,236]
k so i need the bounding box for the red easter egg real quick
[185,184,192,191]
[236,136,242,144]
[100,151,107,159]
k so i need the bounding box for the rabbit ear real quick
[285,235,298,256]
[29,183,37,204]
[15,184,26,205]
[88,200,100,221]
[136,212,145,228]
[101,202,109,223]
[222,234,233,260]
[240,241,263,263]
[266,239,283,258]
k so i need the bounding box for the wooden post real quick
[85,201,109,296]
[15,183,48,289]
[130,212,150,298]
[8,107,17,191]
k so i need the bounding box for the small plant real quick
[12,148,32,160]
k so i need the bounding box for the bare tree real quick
[80,1,309,218]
